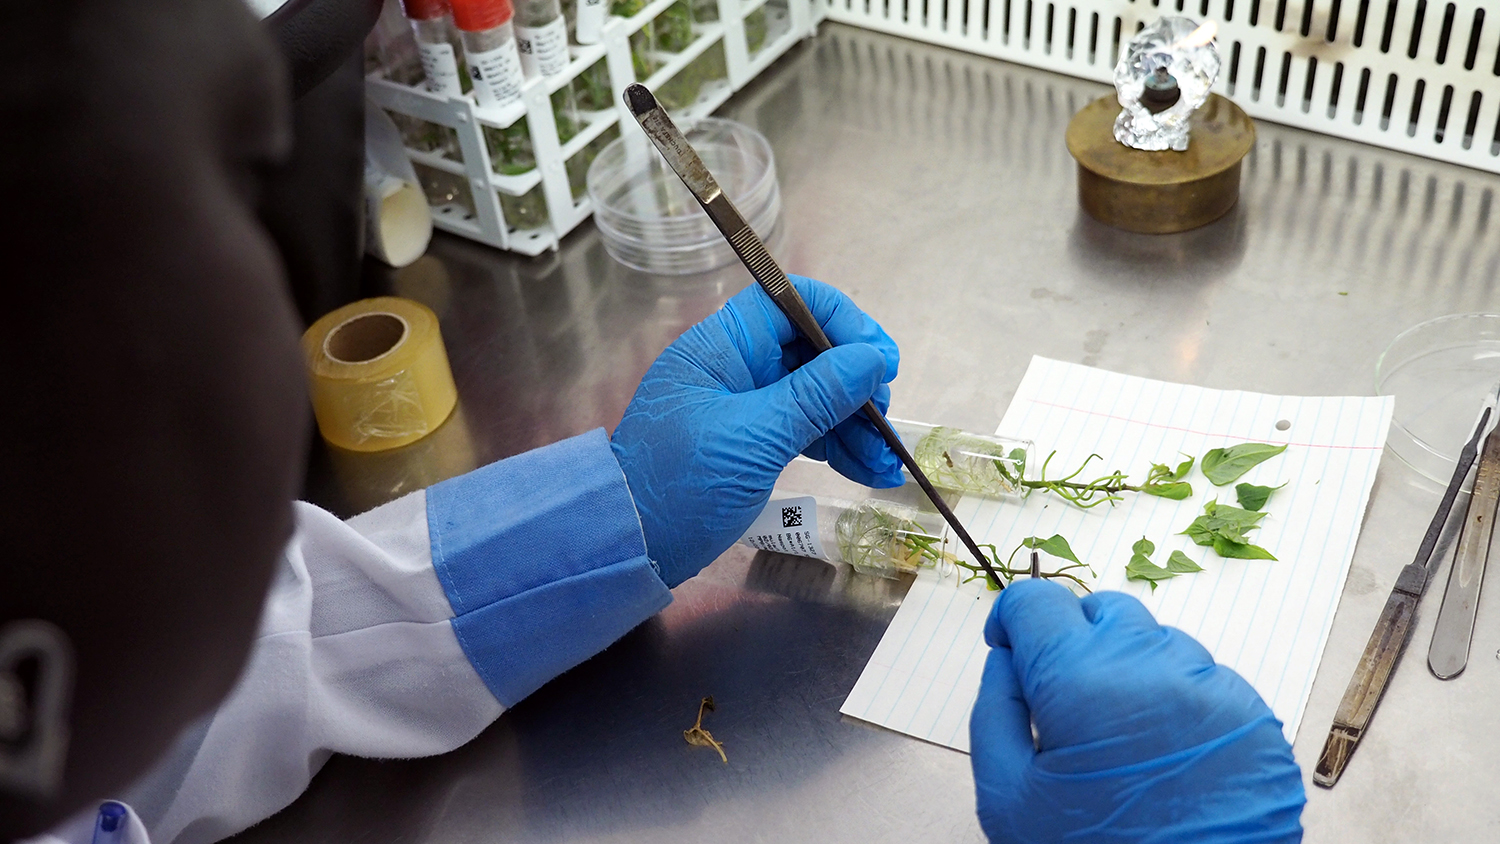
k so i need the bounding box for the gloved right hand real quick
[970,579,1305,843]
[611,275,903,588]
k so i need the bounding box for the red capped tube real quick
[399,0,452,20]
[450,0,514,31]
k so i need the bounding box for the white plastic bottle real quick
[514,0,571,77]
[451,0,527,108]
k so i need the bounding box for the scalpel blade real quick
[1428,428,1500,679]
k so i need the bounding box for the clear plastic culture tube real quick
[737,494,953,580]
[514,0,571,77]
[889,418,1032,501]
[400,0,469,97]
[451,0,527,109]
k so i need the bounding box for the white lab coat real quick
[22,430,671,844]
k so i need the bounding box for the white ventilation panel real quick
[818,0,1500,173]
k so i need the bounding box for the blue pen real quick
[91,801,128,844]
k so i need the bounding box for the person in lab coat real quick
[1,1,1305,843]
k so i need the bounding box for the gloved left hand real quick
[611,275,904,587]
[969,579,1306,843]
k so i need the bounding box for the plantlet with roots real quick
[912,427,1194,507]
[833,501,1091,590]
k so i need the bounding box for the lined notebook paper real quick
[841,357,1394,751]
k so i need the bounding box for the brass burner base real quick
[1065,94,1255,234]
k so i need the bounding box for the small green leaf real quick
[1124,555,1173,591]
[1021,534,1082,566]
[1201,443,1288,485]
[1235,481,1285,511]
[1008,448,1028,478]
[1215,525,1256,545]
[1142,481,1193,500]
[1201,501,1267,528]
[1212,536,1278,560]
[1182,520,1216,546]
[1132,536,1155,557]
[1181,499,1267,551]
[1172,455,1196,481]
[1166,550,1203,573]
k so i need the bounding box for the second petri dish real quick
[1376,313,1500,484]
[586,117,783,274]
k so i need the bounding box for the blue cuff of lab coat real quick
[426,428,673,707]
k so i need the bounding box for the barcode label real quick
[739,496,826,560]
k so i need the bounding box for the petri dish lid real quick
[1376,313,1500,484]
[586,118,778,233]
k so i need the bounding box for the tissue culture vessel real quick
[401,0,471,97]
[451,0,527,109]
[892,419,1031,500]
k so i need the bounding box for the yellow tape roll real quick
[301,297,457,452]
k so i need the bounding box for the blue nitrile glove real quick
[970,579,1306,843]
[611,275,904,587]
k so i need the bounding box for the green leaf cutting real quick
[1212,536,1278,560]
[1020,534,1084,566]
[1235,481,1284,511]
[1179,500,1277,560]
[1124,537,1204,591]
[1201,443,1287,485]
[1141,482,1193,500]
[1173,455,1195,480]
[1166,550,1204,573]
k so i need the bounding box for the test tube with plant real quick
[400,0,471,97]
[367,0,424,84]
[413,162,476,215]
[514,0,571,77]
[451,0,527,109]
[653,40,727,112]
[737,494,1091,588]
[500,184,549,229]
[571,60,613,111]
[567,124,620,201]
[552,85,584,145]
[484,119,536,174]
[742,4,769,54]
[387,109,460,157]
[891,419,1032,501]
[651,0,695,53]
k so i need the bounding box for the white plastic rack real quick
[816,0,1500,174]
[367,0,814,254]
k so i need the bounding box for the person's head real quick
[2,0,308,836]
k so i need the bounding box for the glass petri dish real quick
[1375,313,1500,483]
[586,117,783,274]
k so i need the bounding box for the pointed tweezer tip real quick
[623,83,657,117]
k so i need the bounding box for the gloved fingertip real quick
[780,344,887,436]
[969,646,1035,799]
[801,436,829,462]
[988,578,1087,649]
[1079,590,1160,630]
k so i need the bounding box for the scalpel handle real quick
[1313,565,1423,788]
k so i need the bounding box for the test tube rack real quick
[367,0,814,255]
[816,0,1500,176]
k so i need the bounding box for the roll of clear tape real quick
[301,297,457,452]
